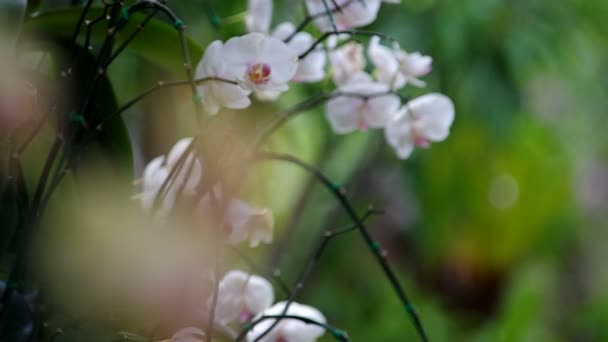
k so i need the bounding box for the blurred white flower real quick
[171,327,205,342]
[197,187,274,248]
[393,49,432,87]
[246,0,272,34]
[0,62,38,133]
[140,155,171,214]
[223,33,299,94]
[225,198,274,247]
[166,137,203,191]
[368,36,403,88]
[305,0,381,32]
[140,137,202,215]
[368,36,432,89]
[247,301,326,342]
[195,41,252,115]
[272,22,326,83]
[385,93,455,159]
[326,72,401,134]
[213,270,274,324]
[328,39,365,85]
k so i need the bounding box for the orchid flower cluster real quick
[213,271,326,342]
[141,137,274,247]
[0,0,455,341]
[196,0,455,160]
[158,266,328,342]
[169,271,324,342]
[135,0,455,341]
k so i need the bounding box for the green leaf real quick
[66,44,134,179]
[88,66,134,178]
[21,6,203,75]
[25,40,135,181]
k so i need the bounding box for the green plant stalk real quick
[254,152,429,342]
[0,136,63,334]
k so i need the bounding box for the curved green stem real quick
[254,152,429,342]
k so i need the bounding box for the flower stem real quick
[254,152,429,342]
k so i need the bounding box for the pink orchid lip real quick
[238,308,253,323]
[414,136,430,148]
[356,101,369,131]
[357,119,369,131]
[248,63,272,85]
[276,336,288,342]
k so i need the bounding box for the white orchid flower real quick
[328,39,365,85]
[197,187,274,248]
[245,0,325,85]
[222,33,299,94]
[326,72,401,134]
[385,93,455,159]
[166,137,203,192]
[213,270,274,324]
[246,301,327,342]
[195,41,252,115]
[305,0,381,32]
[368,36,432,89]
[272,22,326,83]
[141,156,171,215]
[246,0,273,34]
[140,137,202,215]
[225,198,274,248]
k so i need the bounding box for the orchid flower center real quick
[248,63,272,85]
[357,116,369,131]
[276,336,288,342]
[357,101,369,131]
[238,308,253,323]
[414,134,430,148]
